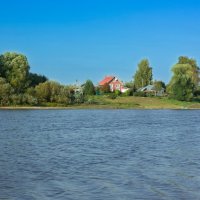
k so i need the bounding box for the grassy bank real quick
[80,96,200,109]
[1,96,200,109]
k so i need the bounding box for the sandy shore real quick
[0,106,73,110]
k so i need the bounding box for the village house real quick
[137,85,165,96]
[99,76,129,93]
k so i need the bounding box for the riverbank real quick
[1,96,200,109]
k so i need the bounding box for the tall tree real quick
[28,73,48,87]
[0,52,30,93]
[178,56,199,89]
[83,80,95,95]
[0,77,13,105]
[167,64,194,101]
[133,59,153,89]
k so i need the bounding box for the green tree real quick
[153,80,165,90]
[100,82,110,93]
[0,62,3,77]
[167,64,194,101]
[133,59,153,89]
[178,56,199,89]
[83,80,95,95]
[0,52,30,93]
[10,94,24,105]
[153,80,165,96]
[0,78,13,105]
[28,73,48,87]
[35,81,69,104]
[35,81,51,102]
[124,81,136,93]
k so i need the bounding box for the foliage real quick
[133,59,153,89]
[0,52,30,93]
[167,64,195,101]
[153,80,165,91]
[85,96,99,104]
[124,81,136,92]
[0,77,13,105]
[35,81,70,104]
[178,56,199,89]
[114,90,121,96]
[194,86,200,96]
[28,73,48,87]
[121,89,133,96]
[67,89,75,104]
[83,80,95,95]
[152,81,166,96]
[100,83,110,93]
[35,81,51,102]
[108,93,117,99]
[1,51,200,106]
[133,91,146,97]
[95,86,101,95]
[74,92,84,103]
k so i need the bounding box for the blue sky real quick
[0,0,200,84]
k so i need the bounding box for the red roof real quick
[99,76,115,86]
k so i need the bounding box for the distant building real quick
[99,76,129,93]
[137,85,165,96]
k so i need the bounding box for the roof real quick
[138,85,164,92]
[140,85,155,91]
[99,76,115,86]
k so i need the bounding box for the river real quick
[0,110,200,199]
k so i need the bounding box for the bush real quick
[114,90,121,96]
[22,94,38,105]
[146,92,155,97]
[10,94,23,105]
[122,89,133,97]
[74,92,84,104]
[133,91,146,97]
[194,88,200,97]
[108,93,117,99]
[83,80,95,95]
[85,97,98,104]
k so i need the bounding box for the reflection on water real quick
[0,110,200,199]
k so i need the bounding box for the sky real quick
[0,0,200,85]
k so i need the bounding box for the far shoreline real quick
[1,96,200,110]
[1,106,200,110]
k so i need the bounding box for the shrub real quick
[122,89,133,97]
[133,91,146,97]
[114,90,121,96]
[85,97,98,104]
[83,80,95,95]
[108,93,117,99]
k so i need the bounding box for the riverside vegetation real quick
[0,52,200,109]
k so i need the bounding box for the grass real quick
[83,95,200,109]
[1,96,200,109]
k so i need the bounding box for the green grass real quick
[81,95,200,109]
[1,96,200,109]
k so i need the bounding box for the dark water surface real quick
[0,110,200,200]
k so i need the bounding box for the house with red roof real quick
[99,76,129,93]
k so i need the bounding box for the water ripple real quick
[0,110,200,199]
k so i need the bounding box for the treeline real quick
[0,52,94,106]
[0,52,70,106]
[0,52,200,106]
[131,57,200,101]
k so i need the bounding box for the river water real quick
[0,110,200,200]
